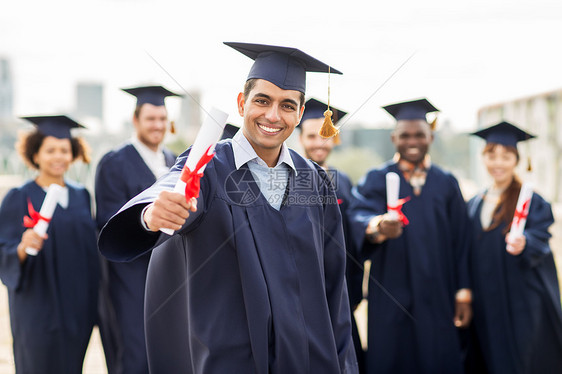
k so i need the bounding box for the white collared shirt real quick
[131,137,169,179]
[231,130,296,210]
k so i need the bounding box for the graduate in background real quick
[99,42,358,373]
[466,122,562,374]
[298,98,365,373]
[348,98,471,374]
[0,116,99,373]
[95,85,180,374]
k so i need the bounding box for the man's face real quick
[238,79,304,153]
[134,103,168,150]
[299,118,334,167]
[391,119,433,164]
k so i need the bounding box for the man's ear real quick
[237,92,245,117]
[298,104,305,123]
[132,114,139,130]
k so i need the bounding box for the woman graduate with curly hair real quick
[466,121,562,374]
[0,116,99,373]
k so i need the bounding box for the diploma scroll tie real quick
[179,145,215,202]
[22,183,67,256]
[159,107,228,236]
[507,182,533,251]
[513,198,530,227]
[23,199,51,228]
[387,196,411,226]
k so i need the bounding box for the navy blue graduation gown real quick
[328,167,366,373]
[98,140,358,374]
[348,161,470,374]
[0,180,99,374]
[466,191,562,374]
[95,143,175,374]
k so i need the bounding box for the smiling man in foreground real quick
[98,42,358,374]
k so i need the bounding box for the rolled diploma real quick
[160,107,228,235]
[507,182,533,249]
[386,172,400,220]
[26,184,65,256]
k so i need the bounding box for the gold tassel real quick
[318,65,339,139]
[333,132,341,145]
[429,116,437,131]
[525,133,532,171]
[320,109,339,138]
[170,120,176,134]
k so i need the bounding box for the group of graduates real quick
[1,41,562,374]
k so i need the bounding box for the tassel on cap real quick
[332,131,341,145]
[170,120,176,134]
[320,109,339,138]
[319,66,339,139]
[429,116,438,131]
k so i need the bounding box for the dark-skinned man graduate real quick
[348,98,471,374]
[98,42,358,374]
[298,98,365,373]
[95,85,180,373]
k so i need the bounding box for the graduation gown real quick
[466,191,562,374]
[328,167,366,373]
[95,143,175,374]
[0,180,99,374]
[348,161,470,374]
[98,140,358,374]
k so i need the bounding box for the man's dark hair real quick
[243,79,305,107]
[133,104,143,119]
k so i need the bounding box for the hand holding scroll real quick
[143,192,197,232]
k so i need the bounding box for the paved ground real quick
[0,200,560,373]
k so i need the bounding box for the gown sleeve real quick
[98,151,207,262]
[520,193,555,268]
[445,174,471,290]
[95,153,134,230]
[348,170,387,257]
[0,188,25,290]
[318,168,358,373]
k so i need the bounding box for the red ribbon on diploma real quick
[387,196,411,226]
[513,198,530,227]
[179,146,215,202]
[23,199,51,228]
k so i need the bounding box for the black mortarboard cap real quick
[221,123,240,140]
[471,121,536,148]
[21,115,85,139]
[299,98,347,128]
[121,85,183,106]
[224,42,342,93]
[382,98,439,121]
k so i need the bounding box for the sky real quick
[2,0,562,134]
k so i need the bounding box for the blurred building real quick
[75,82,103,121]
[0,58,13,120]
[177,90,202,145]
[473,89,562,202]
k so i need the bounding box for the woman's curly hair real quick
[15,130,91,170]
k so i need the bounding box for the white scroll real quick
[26,184,67,256]
[386,172,400,220]
[507,182,533,251]
[160,107,228,235]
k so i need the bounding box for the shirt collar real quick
[231,130,297,173]
[131,136,162,158]
[393,152,432,171]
